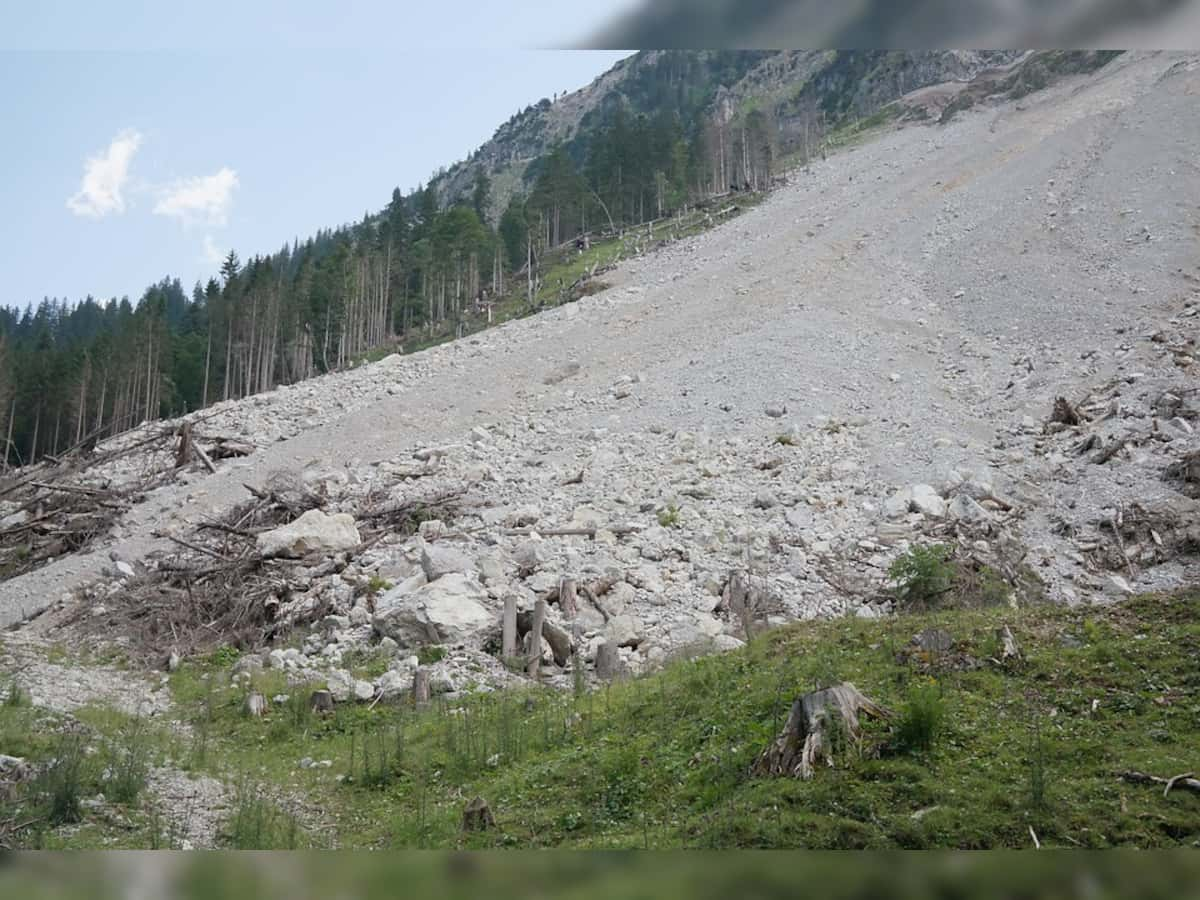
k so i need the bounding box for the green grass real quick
[145,588,1200,849]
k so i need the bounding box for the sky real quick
[0,3,636,308]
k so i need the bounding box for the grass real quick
[141,587,1200,849]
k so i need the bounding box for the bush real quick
[657,505,681,528]
[895,680,946,754]
[888,544,956,609]
[37,732,90,825]
[226,781,303,849]
[4,681,28,707]
[101,717,152,805]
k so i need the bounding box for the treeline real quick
[0,100,785,469]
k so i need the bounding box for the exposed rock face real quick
[257,510,361,558]
[373,573,494,646]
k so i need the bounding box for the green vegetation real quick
[888,543,956,608]
[657,504,681,528]
[888,543,1030,611]
[105,588,1193,849]
[2,589,1197,849]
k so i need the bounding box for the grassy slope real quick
[138,589,1199,849]
[4,588,1198,849]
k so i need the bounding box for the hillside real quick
[0,50,1197,850]
[428,50,1025,221]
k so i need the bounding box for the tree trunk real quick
[309,690,335,715]
[525,598,546,678]
[502,594,518,660]
[595,640,623,682]
[559,577,577,620]
[412,667,430,706]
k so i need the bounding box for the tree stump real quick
[413,667,431,706]
[462,796,496,832]
[517,609,572,667]
[996,624,1022,663]
[244,691,269,718]
[559,577,578,620]
[501,594,518,659]
[526,599,546,678]
[594,640,624,682]
[175,422,193,468]
[1051,396,1082,427]
[751,682,892,780]
[309,690,335,715]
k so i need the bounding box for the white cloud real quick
[66,129,143,218]
[201,235,225,267]
[154,167,239,226]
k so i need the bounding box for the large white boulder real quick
[374,572,494,646]
[256,509,360,558]
[420,544,475,581]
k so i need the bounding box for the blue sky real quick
[1,3,633,308]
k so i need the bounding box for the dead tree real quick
[751,682,892,779]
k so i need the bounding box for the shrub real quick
[37,732,90,825]
[895,680,946,754]
[417,645,446,666]
[101,717,152,805]
[226,781,303,849]
[888,544,956,609]
[657,505,681,528]
[4,681,28,707]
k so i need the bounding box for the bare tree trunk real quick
[526,599,546,678]
[502,595,518,659]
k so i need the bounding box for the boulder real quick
[325,669,355,702]
[606,614,644,648]
[947,494,992,525]
[910,484,946,519]
[374,573,494,645]
[513,540,548,572]
[420,544,475,581]
[883,488,913,520]
[257,509,360,558]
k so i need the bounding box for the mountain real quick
[428,50,1022,223]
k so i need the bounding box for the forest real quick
[0,76,780,468]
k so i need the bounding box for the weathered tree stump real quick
[526,599,546,678]
[594,640,624,682]
[751,682,892,780]
[309,689,335,715]
[1051,396,1082,427]
[996,624,1022,662]
[413,667,431,706]
[244,691,269,718]
[501,594,518,659]
[516,609,572,667]
[462,796,496,832]
[559,576,578,620]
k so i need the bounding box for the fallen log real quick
[1120,770,1200,797]
[751,682,893,780]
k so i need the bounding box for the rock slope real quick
[2,51,1197,703]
